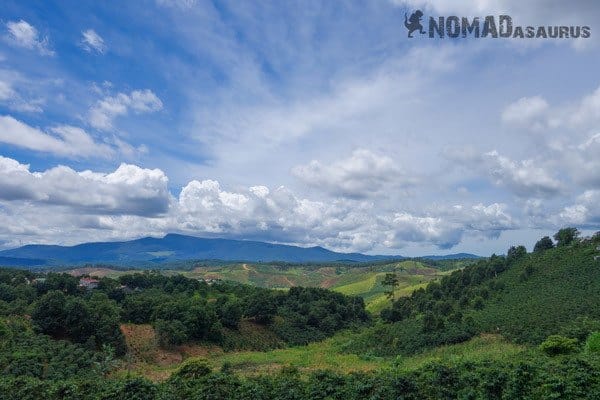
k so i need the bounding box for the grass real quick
[392,334,527,371]
[117,320,529,382]
[213,334,388,375]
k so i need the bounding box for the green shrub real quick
[539,335,579,356]
[172,358,212,380]
[585,332,600,353]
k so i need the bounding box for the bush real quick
[585,332,600,353]
[154,319,188,348]
[171,358,212,380]
[539,335,579,356]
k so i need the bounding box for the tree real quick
[533,236,554,253]
[218,297,243,329]
[31,290,67,337]
[155,319,188,348]
[554,227,580,247]
[382,273,400,302]
[245,292,277,325]
[507,245,527,263]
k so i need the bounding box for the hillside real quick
[348,234,600,356]
[471,241,600,344]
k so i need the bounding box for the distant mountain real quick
[0,234,390,266]
[421,253,482,260]
[0,256,48,267]
[0,234,480,267]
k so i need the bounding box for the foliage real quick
[534,236,554,252]
[554,227,580,247]
[539,335,579,356]
[381,273,400,301]
[363,230,600,356]
[586,332,600,353]
[171,358,213,380]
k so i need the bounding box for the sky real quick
[0,0,599,256]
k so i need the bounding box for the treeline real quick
[0,269,369,352]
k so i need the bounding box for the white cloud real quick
[555,190,600,227]
[4,20,54,56]
[0,156,172,216]
[156,0,197,8]
[89,89,163,130]
[0,77,44,113]
[502,96,549,130]
[0,155,521,252]
[483,150,562,198]
[570,85,600,126]
[0,115,114,158]
[292,149,413,199]
[0,81,15,100]
[81,29,107,54]
[385,202,515,249]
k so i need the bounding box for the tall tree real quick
[382,273,400,302]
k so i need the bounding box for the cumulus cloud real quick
[292,149,414,199]
[385,203,515,249]
[483,151,562,198]
[88,89,163,130]
[0,155,520,252]
[80,29,106,54]
[0,156,171,216]
[4,20,54,56]
[0,115,114,158]
[555,190,600,227]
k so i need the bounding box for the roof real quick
[79,277,100,284]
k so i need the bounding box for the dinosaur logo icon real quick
[404,10,426,38]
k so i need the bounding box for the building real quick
[79,277,100,290]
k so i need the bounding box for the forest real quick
[1,228,600,399]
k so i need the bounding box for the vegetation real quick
[1,228,600,398]
[350,229,600,356]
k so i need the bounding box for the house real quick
[198,277,221,285]
[32,278,46,285]
[79,277,100,290]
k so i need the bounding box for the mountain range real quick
[0,234,479,266]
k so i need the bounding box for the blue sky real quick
[0,0,599,256]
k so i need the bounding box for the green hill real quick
[176,260,447,313]
[347,234,600,356]
[472,241,600,344]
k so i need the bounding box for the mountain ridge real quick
[0,233,480,266]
